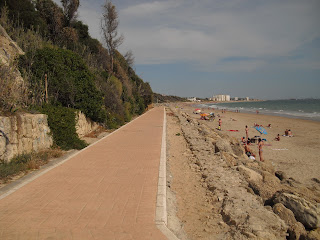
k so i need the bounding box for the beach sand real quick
[182,103,320,185]
[165,103,320,239]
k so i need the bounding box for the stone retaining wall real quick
[0,114,53,162]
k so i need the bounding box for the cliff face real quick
[0,24,24,66]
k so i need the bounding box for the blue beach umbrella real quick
[255,126,267,135]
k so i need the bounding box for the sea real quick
[199,99,320,121]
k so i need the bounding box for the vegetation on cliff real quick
[0,0,154,149]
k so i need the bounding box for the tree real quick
[61,0,79,26]
[101,0,123,73]
[124,50,134,68]
[36,0,64,42]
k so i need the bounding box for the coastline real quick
[197,99,320,122]
[165,102,320,239]
[182,102,320,184]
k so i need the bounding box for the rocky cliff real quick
[0,24,24,66]
[76,111,100,138]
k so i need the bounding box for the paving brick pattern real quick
[0,107,167,240]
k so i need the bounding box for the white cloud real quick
[118,0,320,71]
[52,0,320,72]
[121,0,181,17]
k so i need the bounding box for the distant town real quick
[187,94,252,102]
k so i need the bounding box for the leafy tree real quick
[19,46,106,122]
[72,20,100,54]
[101,0,123,73]
[124,50,134,68]
[61,0,79,26]
[35,0,64,43]
[0,0,47,34]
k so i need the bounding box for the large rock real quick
[274,192,320,229]
[75,111,100,138]
[237,165,263,183]
[245,170,283,200]
[307,228,320,240]
[288,222,307,240]
[215,138,233,153]
[273,203,297,227]
[0,24,24,65]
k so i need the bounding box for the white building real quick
[212,94,231,102]
[188,97,198,102]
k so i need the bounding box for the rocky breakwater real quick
[0,114,53,162]
[170,107,320,239]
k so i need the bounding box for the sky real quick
[53,0,320,100]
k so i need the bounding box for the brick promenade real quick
[0,107,167,240]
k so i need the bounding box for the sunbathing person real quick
[275,134,280,141]
[288,129,293,137]
[244,144,256,158]
[284,129,289,136]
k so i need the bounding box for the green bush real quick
[38,104,87,150]
[106,111,125,129]
[19,46,106,123]
[124,102,132,122]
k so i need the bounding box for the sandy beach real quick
[180,102,320,185]
[165,102,320,239]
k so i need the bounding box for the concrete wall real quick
[0,114,53,162]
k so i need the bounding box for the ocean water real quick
[200,99,320,121]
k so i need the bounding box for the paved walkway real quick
[0,107,167,240]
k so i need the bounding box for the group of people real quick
[243,125,264,161]
[284,129,293,137]
[274,129,293,141]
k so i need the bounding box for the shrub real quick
[38,104,87,150]
[106,111,124,129]
[124,102,132,122]
[19,46,106,123]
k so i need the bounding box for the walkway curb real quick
[156,107,180,240]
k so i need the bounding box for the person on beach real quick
[275,134,280,141]
[218,119,222,130]
[284,129,288,136]
[288,129,293,137]
[244,144,255,158]
[245,125,249,140]
[258,138,264,162]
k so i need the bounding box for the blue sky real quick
[53,0,320,99]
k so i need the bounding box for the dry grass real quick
[0,148,64,183]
